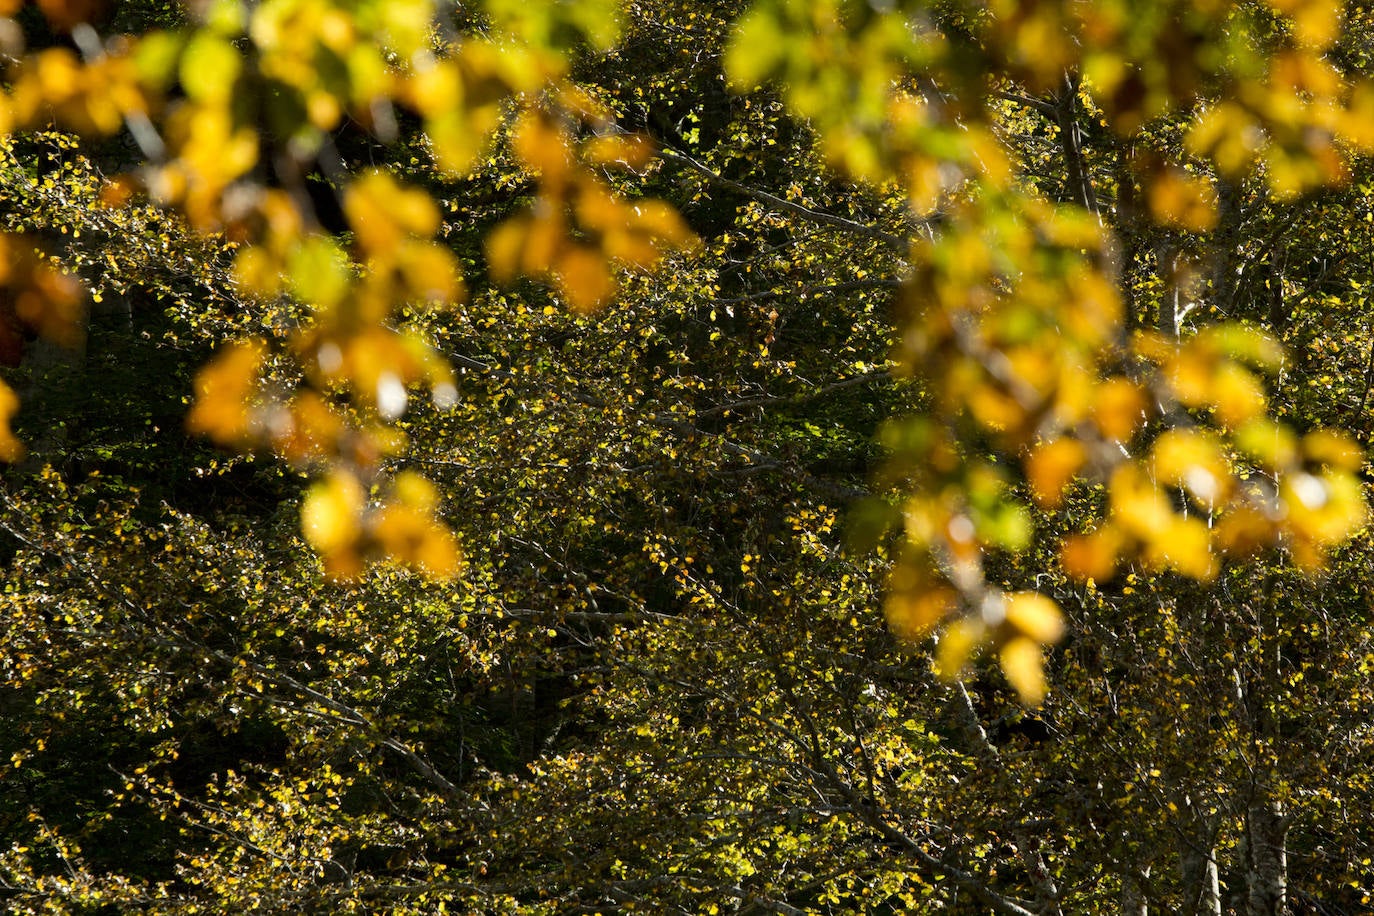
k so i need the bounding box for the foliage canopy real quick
[1,0,1374,913]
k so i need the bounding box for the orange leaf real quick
[1061,526,1122,582]
[1094,377,1147,442]
[1025,438,1086,507]
[186,340,265,445]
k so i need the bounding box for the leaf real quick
[934,618,984,681]
[1003,592,1065,645]
[1093,377,1147,442]
[1303,429,1364,472]
[557,245,616,313]
[1109,465,1173,539]
[344,170,440,255]
[1061,527,1122,582]
[999,637,1049,705]
[180,32,241,104]
[301,471,365,557]
[1025,438,1086,507]
[1143,516,1217,580]
[185,340,265,445]
[1151,429,1230,505]
[1211,361,1266,427]
[724,8,785,91]
[1147,168,1218,232]
[0,380,25,462]
[884,585,955,642]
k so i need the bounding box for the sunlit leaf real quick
[999,637,1048,705]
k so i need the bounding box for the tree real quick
[2,0,1374,913]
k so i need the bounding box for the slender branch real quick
[696,368,892,419]
[657,147,909,252]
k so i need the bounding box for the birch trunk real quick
[1244,798,1288,916]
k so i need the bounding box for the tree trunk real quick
[1244,798,1288,916]
[1120,865,1149,916]
[1178,797,1222,916]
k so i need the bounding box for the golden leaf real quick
[393,240,464,305]
[1093,377,1147,442]
[1151,429,1230,504]
[1003,592,1065,645]
[1061,527,1122,582]
[0,380,25,462]
[1143,516,1217,580]
[484,216,528,283]
[934,618,983,681]
[1283,470,1366,546]
[271,392,345,464]
[583,134,656,171]
[511,110,573,183]
[1148,168,1218,232]
[884,585,955,642]
[301,471,366,556]
[372,495,461,579]
[345,170,440,255]
[186,340,265,445]
[1214,504,1273,556]
[1303,429,1364,472]
[557,245,616,313]
[1211,361,1266,427]
[1025,438,1086,507]
[1109,465,1173,538]
[1232,418,1298,470]
[999,637,1049,705]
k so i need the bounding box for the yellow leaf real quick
[1094,377,1147,442]
[1167,347,1214,406]
[372,497,461,579]
[344,170,439,255]
[1212,361,1266,427]
[485,215,528,283]
[1233,418,1298,470]
[999,637,1048,705]
[511,110,573,183]
[272,392,344,464]
[1025,438,1086,507]
[186,340,265,445]
[1109,465,1173,538]
[393,470,440,512]
[1004,592,1065,645]
[0,380,25,462]
[1143,516,1217,580]
[1151,429,1231,504]
[1303,429,1364,472]
[396,241,464,304]
[884,586,955,642]
[583,133,656,170]
[1148,168,1218,232]
[301,471,366,556]
[1214,505,1273,556]
[179,33,241,104]
[934,618,984,681]
[557,245,616,312]
[1284,470,1367,546]
[1061,527,1121,582]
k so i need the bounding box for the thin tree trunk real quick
[1120,865,1149,916]
[1244,798,1288,916]
[1178,796,1222,916]
[1055,72,1100,219]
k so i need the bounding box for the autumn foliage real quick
[0,0,1372,912]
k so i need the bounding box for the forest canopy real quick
[1,0,1374,913]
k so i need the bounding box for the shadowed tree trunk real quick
[1243,796,1288,915]
[1120,865,1149,916]
[1178,795,1222,916]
